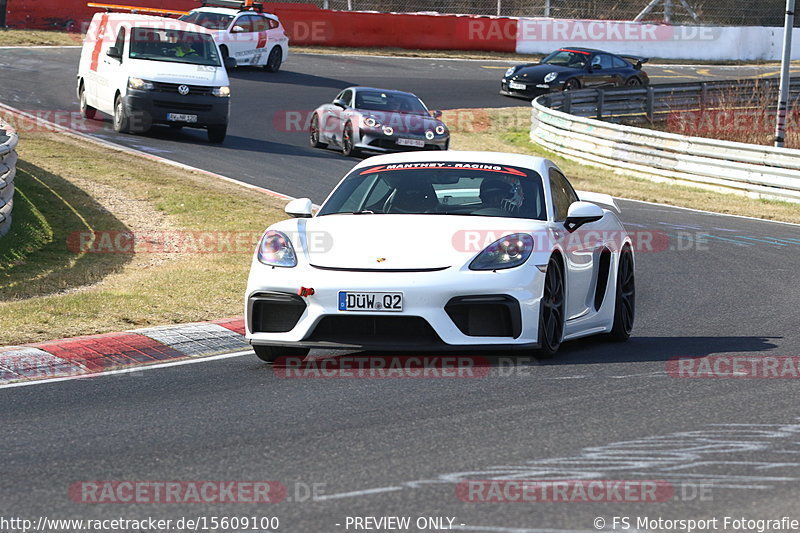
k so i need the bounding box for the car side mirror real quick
[107,46,122,60]
[333,99,348,109]
[431,110,443,118]
[285,198,313,218]
[224,56,237,70]
[564,201,604,232]
[231,25,246,33]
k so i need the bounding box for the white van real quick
[77,12,237,143]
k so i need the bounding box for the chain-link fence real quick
[285,0,795,27]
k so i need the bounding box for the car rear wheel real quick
[537,254,565,358]
[563,79,580,91]
[342,121,359,157]
[79,84,96,120]
[264,47,282,72]
[113,95,129,133]
[207,125,227,143]
[309,114,327,148]
[626,77,642,87]
[608,246,635,341]
[253,345,310,363]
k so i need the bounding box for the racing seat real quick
[383,183,439,214]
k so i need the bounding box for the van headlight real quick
[128,77,154,91]
[212,86,231,97]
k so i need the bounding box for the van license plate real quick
[167,113,197,123]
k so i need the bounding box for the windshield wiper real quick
[351,210,376,214]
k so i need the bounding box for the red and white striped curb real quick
[0,318,249,384]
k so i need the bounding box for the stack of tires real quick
[0,119,19,238]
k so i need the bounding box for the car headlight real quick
[257,230,297,268]
[504,66,517,77]
[435,125,446,135]
[544,72,558,83]
[382,126,394,136]
[425,130,435,140]
[469,233,534,271]
[128,77,154,91]
[212,86,231,97]
[364,116,379,128]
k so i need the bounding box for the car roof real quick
[557,47,607,54]
[350,150,551,174]
[348,86,420,98]
[96,13,213,33]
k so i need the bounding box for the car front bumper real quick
[357,131,449,153]
[245,262,545,351]
[124,90,229,128]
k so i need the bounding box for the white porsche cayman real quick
[245,151,635,362]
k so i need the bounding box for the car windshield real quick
[354,91,430,116]
[179,12,234,30]
[317,162,547,219]
[129,28,221,66]
[542,49,589,68]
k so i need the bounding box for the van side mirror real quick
[224,56,237,70]
[564,201,604,232]
[107,46,122,60]
[285,198,313,218]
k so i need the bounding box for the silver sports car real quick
[309,86,450,157]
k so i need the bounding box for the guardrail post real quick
[564,92,572,115]
[646,86,655,123]
[597,90,605,119]
[700,82,708,111]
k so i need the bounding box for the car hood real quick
[127,58,228,85]
[357,111,445,134]
[509,63,578,81]
[282,215,541,270]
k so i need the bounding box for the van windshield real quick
[129,28,221,66]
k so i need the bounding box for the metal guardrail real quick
[531,78,800,203]
[1,119,20,238]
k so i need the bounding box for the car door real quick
[227,13,255,64]
[322,89,351,143]
[609,55,631,86]
[583,53,614,87]
[549,167,597,321]
[98,25,127,113]
[250,14,269,66]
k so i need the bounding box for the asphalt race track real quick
[2,48,800,532]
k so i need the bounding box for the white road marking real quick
[316,486,404,501]
[0,350,253,390]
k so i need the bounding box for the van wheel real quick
[208,125,227,143]
[79,84,96,120]
[264,47,282,72]
[113,95,129,133]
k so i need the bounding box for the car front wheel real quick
[207,125,227,143]
[342,121,359,157]
[113,95,129,133]
[253,345,310,363]
[608,246,635,341]
[537,254,565,358]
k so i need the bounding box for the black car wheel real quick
[342,121,359,157]
[563,79,581,91]
[608,246,635,341]
[113,95,129,133]
[79,84,96,120]
[207,125,227,144]
[310,114,327,148]
[626,77,642,87]
[264,47,282,72]
[538,254,565,358]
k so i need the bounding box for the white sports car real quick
[245,151,635,362]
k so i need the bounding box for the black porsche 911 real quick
[500,47,649,99]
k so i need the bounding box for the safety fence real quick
[0,119,19,238]
[530,79,800,203]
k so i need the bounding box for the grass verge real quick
[0,29,82,47]
[446,107,800,224]
[0,116,285,346]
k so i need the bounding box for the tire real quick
[342,121,359,157]
[264,47,282,72]
[608,246,635,341]
[220,45,230,65]
[537,254,565,358]
[626,77,642,87]
[79,84,96,120]
[113,95,129,133]
[563,78,580,91]
[253,345,310,364]
[207,125,227,143]
[309,113,327,148]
